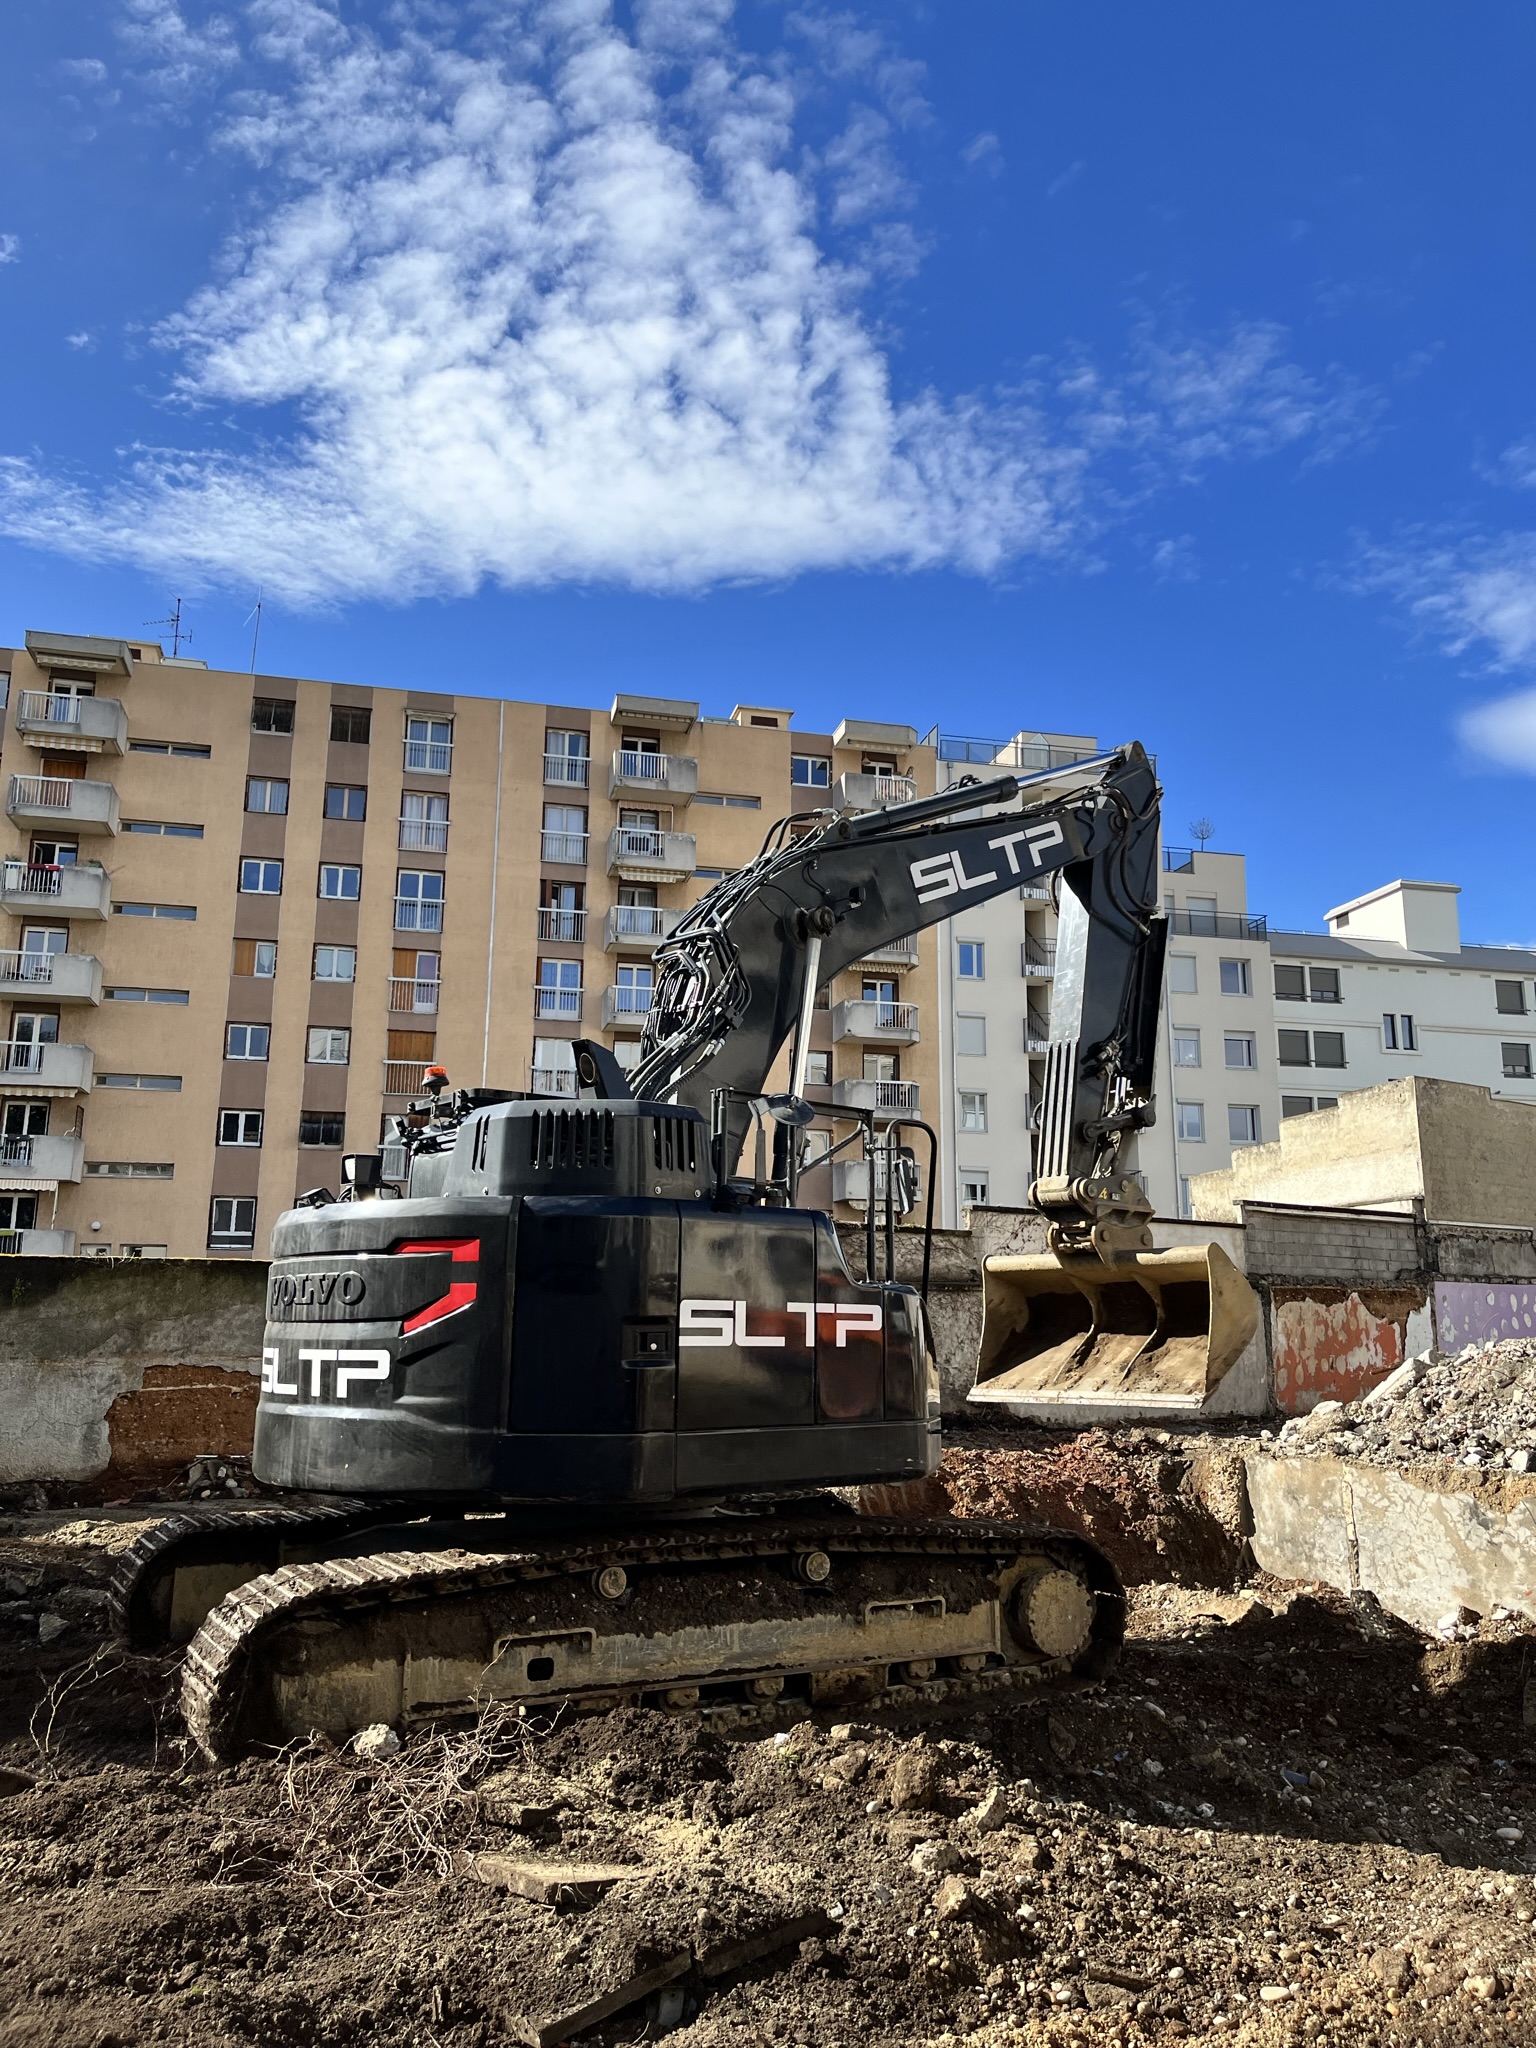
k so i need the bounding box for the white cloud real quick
[1045,158,1084,199]
[0,2,1377,606]
[118,0,238,100]
[0,235,19,265]
[1460,688,1536,772]
[66,332,96,351]
[59,57,110,83]
[961,131,1001,176]
[1149,534,1198,583]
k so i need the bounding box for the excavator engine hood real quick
[970,1242,1259,1415]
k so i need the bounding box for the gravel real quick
[1273,1339,1536,1473]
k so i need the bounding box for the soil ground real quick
[1,1458,1534,2048]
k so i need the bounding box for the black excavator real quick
[111,741,1256,1759]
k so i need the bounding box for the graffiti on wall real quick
[1434,1282,1536,1353]
[1271,1288,1433,1415]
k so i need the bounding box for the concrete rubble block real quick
[470,1855,653,1904]
[1361,1358,1430,1407]
[1246,1451,1536,1633]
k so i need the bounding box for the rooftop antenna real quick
[146,597,191,659]
[245,589,264,673]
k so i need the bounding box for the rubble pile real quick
[1275,1339,1536,1473]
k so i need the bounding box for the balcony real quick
[832,771,917,814]
[382,1060,433,1097]
[0,950,102,1004]
[13,691,128,756]
[831,998,920,1044]
[537,907,587,944]
[534,986,583,1023]
[393,895,443,934]
[831,1159,923,1208]
[856,937,919,970]
[388,976,440,1015]
[1167,908,1268,939]
[397,816,449,853]
[0,1041,94,1096]
[605,904,680,951]
[0,862,111,919]
[0,1229,76,1257]
[1025,1015,1051,1054]
[606,826,697,883]
[544,752,591,788]
[0,1132,85,1182]
[601,985,654,1029]
[540,830,589,866]
[529,1066,578,1097]
[8,775,119,836]
[608,750,698,803]
[1019,882,1052,902]
[403,738,452,775]
[1022,939,1057,979]
[831,1078,921,1120]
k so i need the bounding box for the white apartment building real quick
[932,736,1536,1225]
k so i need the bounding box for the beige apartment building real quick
[0,630,937,1259]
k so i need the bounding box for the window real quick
[693,792,762,809]
[544,730,590,785]
[83,1161,174,1180]
[324,784,367,821]
[1172,1032,1201,1067]
[1176,1101,1205,1143]
[226,1024,270,1061]
[300,1112,346,1147]
[956,941,985,980]
[1282,1094,1338,1118]
[307,1028,351,1064]
[1184,895,1218,936]
[1228,1105,1262,1145]
[1278,1028,1312,1067]
[1313,1031,1346,1068]
[1309,966,1341,1003]
[1178,1176,1192,1220]
[541,804,588,863]
[1382,1012,1396,1051]
[791,755,831,788]
[396,870,444,931]
[404,714,453,774]
[319,863,362,900]
[218,1110,264,1146]
[959,1090,988,1131]
[1224,1034,1256,1069]
[1219,958,1251,997]
[96,1072,182,1091]
[1496,980,1527,1016]
[536,959,583,1020]
[1383,1013,1417,1052]
[240,858,283,895]
[955,1014,987,1057]
[233,939,277,978]
[1401,1014,1417,1052]
[959,1172,990,1207]
[313,945,357,982]
[804,1051,831,1087]
[209,1197,257,1249]
[400,790,449,850]
[246,777,289,814]
[330,705,371,745]
[1168,955,1198,995]
[251,698,295,735]
[123,820,204,838]
[114,901,196,920]
[106,987,189,1004]
[120,1244,168,1259]
[1274,963,1306,1001]
[129,739,211,758]
[1502,1042,1533,1079]
[1279,1028,1347,1069]
[1275,963,1341,1002]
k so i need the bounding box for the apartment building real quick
[0,628,937,1258]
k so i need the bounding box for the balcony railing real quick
[832,771,917,814]
[0,862,111,919]
[831,1078,920,1119]
[403,739,452,774]
[830,998,920,1043]
[1019,881,1052,902]
[606,827,697,880]
[7,774,119,835]
[14,691,128,754]
[393,896,443,933]
[856,937,919,969]
[0,1229,75,1257]
[543,752,590,787]
[541,830,589,866]
[1022,939,1057,978]
[529,1066,579,1096]
[388,976,440,1014]
[601,985,654,1028]
[608,750,698,802]
[538,907,587,943]
[1025,1018,1051,1054]
[0,1132,85,1181]
[0,1041,94,1093]
[535,986,583,1021]
[397,816,449,852]
[1167,908,1268,938]
[1163,847,1195,873]
[0,949,102,1003]
[832,1158,923,1207]
[935,733,1101,772]
[382,1060,431,1096]
[605,905,678,949]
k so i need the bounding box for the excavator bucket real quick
[970,1242,1259,1414]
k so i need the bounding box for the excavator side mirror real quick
[763,1093,815,1127]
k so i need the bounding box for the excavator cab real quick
[971,1240,1259,1413]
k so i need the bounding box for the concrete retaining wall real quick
[0,1258,268,1487]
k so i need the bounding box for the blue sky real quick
[4,2,1536,939]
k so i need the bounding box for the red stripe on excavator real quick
[392,1238,480,1334]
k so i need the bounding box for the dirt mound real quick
[2,1509,1535,2046]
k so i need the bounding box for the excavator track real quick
[178,1514,1123,1761]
